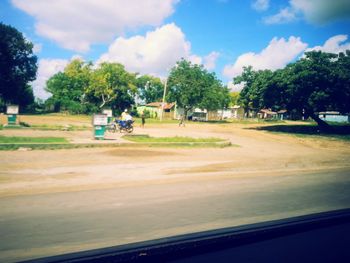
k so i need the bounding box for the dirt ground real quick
[1,115,350,197]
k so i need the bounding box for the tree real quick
[270,51,350,129]
[234,50,350,129]
[86,62,137,113]
[0,23,37,110]
[229,92,240,106]
[167,59,229,117]
[136,75,164,104]
[45,59,93,113]
[234,67,274,115]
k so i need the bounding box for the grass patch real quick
[250,123,350,141]
[0,135,69,144]
[122,135,232,148]
[30,124,90,131]
[123,134,225,143]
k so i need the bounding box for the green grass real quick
[30,124,90,131]
[122,134,225,143]
[251,123,350,141]
[0,135,68,144]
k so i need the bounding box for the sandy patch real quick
[1,119,349,197]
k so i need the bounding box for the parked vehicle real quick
[117,120,134,133]
[106,122,117,133]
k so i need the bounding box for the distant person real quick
[179,114,185,127]
[140,110,145,128]
[121,109,128,120]
[125,113,132,121]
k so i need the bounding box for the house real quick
[277,110,288,120]
[231,105,245,119]
[138,102,176,119]
[319,111,350,123]
[258,109,278,119]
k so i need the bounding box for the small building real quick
[258,109,278,119]
[138,102,175,119]
[319,111,350,123]
[231,105,245,119]
[277,110,288,120]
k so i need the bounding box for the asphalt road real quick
[1,168,350,262]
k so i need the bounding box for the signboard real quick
[102,109,113,117]
[6,105,19,114]
[93,114,108,126]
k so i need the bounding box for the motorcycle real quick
[116,119,134,133]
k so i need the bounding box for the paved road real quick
[1,168,350,262]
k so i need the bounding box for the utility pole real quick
[160,78,167,122]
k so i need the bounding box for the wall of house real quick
[319,114,350,123]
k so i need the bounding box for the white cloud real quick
[203,52,220,70]
[264,7,298,24]
[32,58,69,100]
[223,36,307,79]
[98,23,218,76]
[227,81,244,92]
[252,0,269,11]
[265,0,350,25]
[305,35,350,53]
[12,0,179,52]
[33,43,42,53]
[290,0,350,23]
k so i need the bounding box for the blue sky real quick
[1,0,350,99]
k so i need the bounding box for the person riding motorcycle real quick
[116,109,134,133]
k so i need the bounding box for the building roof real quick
[318,111,341,115]
[259,109,277,115]
[145,102,175,110]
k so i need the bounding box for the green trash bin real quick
[94,125,106,140]
[93,114,108,140]
[7,114,17,125]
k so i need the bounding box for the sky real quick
[1,0,350,100]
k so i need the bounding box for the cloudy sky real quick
[1,0,350,99]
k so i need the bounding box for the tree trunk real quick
[309,112,332,132]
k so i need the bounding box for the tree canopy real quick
[136,75,164,104]
[45,59,93,113]
[235,50,350,129]
[167,59,230,116]
[0,23,37,111]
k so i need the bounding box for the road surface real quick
[1,168,350,262]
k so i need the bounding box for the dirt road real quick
[1,121,349,197]
[1,119,350,262]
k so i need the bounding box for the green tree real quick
[86,62,137,113]
[136,75,164,104]
[167,59,229,117]
[0,23,37,110]
[235,50,350,129]
[229,92,240,106]
[234,67,274,115]
[270,51,350,129]
[45,59,93,113]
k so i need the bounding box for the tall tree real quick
[0,23,37,110]
[45,59,92,113]
[234,50,350,129]
[136,75,164,104]
[167,59,229,117]
[86,62,137,112]
[271,51,350,129]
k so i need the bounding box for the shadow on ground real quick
[248,124,350,138]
